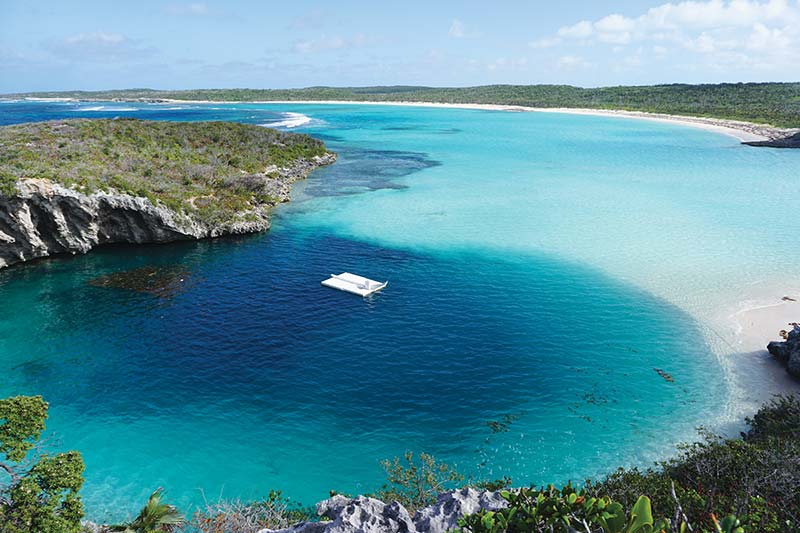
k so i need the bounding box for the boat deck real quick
[321,272,388,297]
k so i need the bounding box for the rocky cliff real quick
[0,153,335,270]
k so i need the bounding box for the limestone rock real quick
[767,325,800,378]
[259,489,506,533]
[413,488,508,533]
[263,496,415,533]
[0,153,335,270]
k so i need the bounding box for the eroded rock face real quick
[259,489,507,533]
[0,153,335,270]
[0,179,206,270]
[767,325,800,378]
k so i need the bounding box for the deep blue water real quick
[1,100,797,521]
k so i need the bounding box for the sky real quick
[1,0,799,92]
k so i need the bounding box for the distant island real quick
[5,82,800,128]
[0,119,335,269]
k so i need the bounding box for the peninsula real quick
[0,119,335,269]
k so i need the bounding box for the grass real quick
[0,118,330,225]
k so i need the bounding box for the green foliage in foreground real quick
[0,396,85,533]
[459,485,749,533]
[110,489,184,533]
[459,487,673,533]
[375,451,464,513]
[585,395,800,532]
[0,119,329,225]
[6,82,800,127]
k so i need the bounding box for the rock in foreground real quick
[259,489,507,533]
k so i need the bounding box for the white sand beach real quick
[19,96,797,142]
[232,100,796,143]
[732,291,800,352]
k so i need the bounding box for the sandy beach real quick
[716,289,800,416]
[14,95,798,142]
[249,100,796,142]
[732,291,800,352]
[149,98,799,143]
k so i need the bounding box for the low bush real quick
[191,490,314,533]
[0,119,330,226]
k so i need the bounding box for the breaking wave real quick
[71,105,139,112]
[261,112,313,128]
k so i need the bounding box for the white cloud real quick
[553,0,799,44]
[653,45,670,56]
[557,20,593,39]
[487,56,528,71]
[449,19,466,38]
[46,32,156,62]
[557,55,590,70]
[595,14,636,33]
[530,36,562,48]
[164,3,209,16]
[746,22,791,50]
[65,32,125,45]
[292,34,370,54]
[533,0,800,74]
[448,19,480,38]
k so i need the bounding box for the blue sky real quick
[1,0,798,92]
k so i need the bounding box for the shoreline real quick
[713,287,800,419]
[235,100,793,143]
[161,99,795,142]
[12,96,799,143]
[12,97,799,366]
[731,296,800,353]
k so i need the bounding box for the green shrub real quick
[374,451,464,513]
[459,485,670,533]
[745,394,800,442]
[0,396,85,533]
[586,395,800,532]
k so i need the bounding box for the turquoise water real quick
[0,101,798,521]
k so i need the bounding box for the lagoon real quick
[0,100,798,521]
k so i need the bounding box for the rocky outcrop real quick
[0,153,335,270]
[413,488,507,532]
[767,325,800,378]
[259,489,508,533]
[743,132,800,148]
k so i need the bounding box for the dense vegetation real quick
[0,119,329,225]
[2,395,798,532]
[6,83,800,127]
